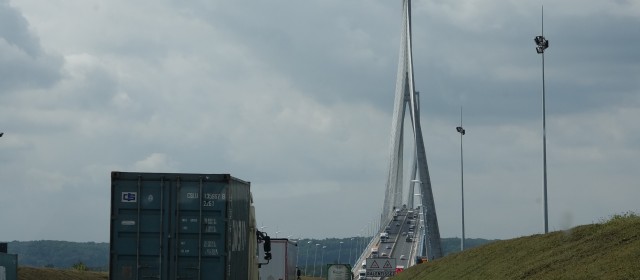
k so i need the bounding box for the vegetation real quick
[4,236,495,278]
[17,267,107,280]
[8,213,640,279]
[392,213,640,280]
[3,240,108,270]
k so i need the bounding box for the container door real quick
[172,177,227,279]
[111,177,172,280]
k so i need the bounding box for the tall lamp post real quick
[294,237,299,267]
[349,238,354,265]
[534,6,550,234]
[320,245,327,277]
[456,108,466,251]
[313,243,320,276]
[305,241,311,275]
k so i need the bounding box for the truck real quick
[371,247,378,257]
[258,239,297,280]
[110,172,272,280]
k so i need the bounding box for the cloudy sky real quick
[1,0,638,243]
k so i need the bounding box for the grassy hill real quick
[17,267,107,280]
[392,213,640,280]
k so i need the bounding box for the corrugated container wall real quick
[0,253,18,280]
[110,172,252,280]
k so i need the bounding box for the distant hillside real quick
[3,240,108,270]
[392,213,640,280]
[4,236,495,275]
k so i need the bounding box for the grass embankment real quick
[18,267,108,280]
[393,213,640,280]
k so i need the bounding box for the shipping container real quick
[110,172,255,280]
[258,239,297,280]
[0,253,17,280]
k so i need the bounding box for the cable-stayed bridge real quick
[352,0,442,276]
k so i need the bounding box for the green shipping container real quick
[110,172,251,280]
[0,253,18,280]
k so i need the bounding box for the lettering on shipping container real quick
[204,240,217,247]
[202,200,214,207]
[204,218,217,233]
[204,193,226,200]
[204,248,219,256]
[180,217,199,231]
[186,192,199,199]
[202,193,225,207]
[179,241,190,254]
[232,220,247,252]
[202,237,220,256]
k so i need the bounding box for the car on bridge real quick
[358,269,366,280]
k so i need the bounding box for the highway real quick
[352,207,423,278]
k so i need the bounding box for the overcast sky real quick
[1,0,638,243]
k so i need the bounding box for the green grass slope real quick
[18,267,108,280]
[393,213,640,280]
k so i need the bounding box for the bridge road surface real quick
[352,208,420,279]
[374,209,417,279]
[388,210,415,269]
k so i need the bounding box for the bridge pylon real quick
[380,0,442,260]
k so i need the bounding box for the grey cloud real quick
[1,0,638,241]
[0,1,62,92]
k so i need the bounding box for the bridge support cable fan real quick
[380,0,443,260]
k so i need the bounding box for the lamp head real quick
[534,36,549,53]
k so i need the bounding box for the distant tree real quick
[72,261,87,271]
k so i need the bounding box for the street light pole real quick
[305,241,311,275]
[349,238,354,265]
[320,245,327,277]
[456,107,466,251]
[313,243,320,277]
[295,237,300,267]
[534,5,550,234]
